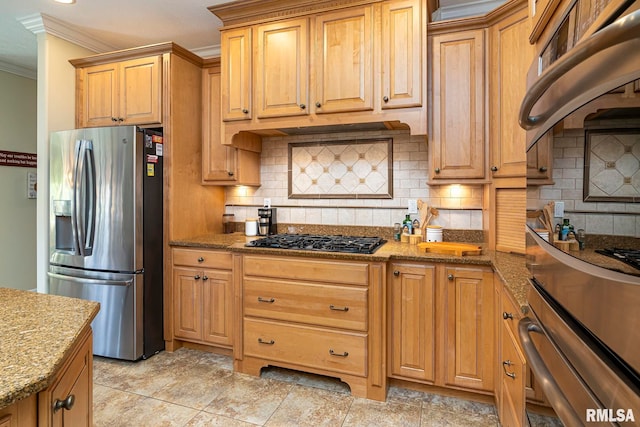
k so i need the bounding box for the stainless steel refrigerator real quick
[48,126,164,361]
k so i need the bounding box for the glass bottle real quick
[403,214,413,234]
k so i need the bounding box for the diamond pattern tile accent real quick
[289,139,393,198]
[587,131,640,201]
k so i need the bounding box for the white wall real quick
[36,33,94,293]
[0,71,37,290]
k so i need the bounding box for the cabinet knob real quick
[503,312,513,320]
[111,117,118,122]
[383,96,389,103]
[194,274,201,280]
[315,102,322,108]
[53,394,75,412]
[197,257,204,263]
[242,108,249,114]
[539,166,548,172]
[228,171,234,177]
[447,273,454,281]
[393,270,400,276]
[300,104,306,110]
[491,166,499,172]
[202,275,208,281]
[434,168,441,174]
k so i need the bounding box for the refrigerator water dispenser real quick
[53,200,73,251]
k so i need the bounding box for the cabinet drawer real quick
[501,289,522,338]
[243,255,369,285]
[244,318,367,377]
[244,278,367,331]
[173,248,232,269]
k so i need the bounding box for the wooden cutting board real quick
[417,242,483,256]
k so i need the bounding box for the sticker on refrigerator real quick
[147,163,155,177]
[144,135,153,148]
[146,154,158,164]
[152,135,163,143]
[155,143,163,157]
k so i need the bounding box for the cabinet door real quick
[490,11,533,178]
[203,269,234,346]
[81,62,118,128]
[314,6,374,113]
[256,18,309,118]
[48,330,92,427]
[203,70,236,182]
[173,266,203,340]
[442,266,494,391]
[431,30,485,180]
[119,56,162,125]
[221,27,252,121]
[389,263,436,382]
[500,322,527,427]
[526,130,553,182]
[381,0,422,109]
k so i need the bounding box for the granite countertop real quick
[0,288,100,410]
[171,233,531,313]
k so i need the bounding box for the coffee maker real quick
[257,208,277,235]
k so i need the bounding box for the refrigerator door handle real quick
[74,140,97,257]
[47,272,133,287]
[72,140,83,255]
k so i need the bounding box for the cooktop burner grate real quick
[245,234,386,254]
[595,248,640,270]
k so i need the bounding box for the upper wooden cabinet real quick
[76,56,162,128]
[221,27,252,121]
[382,0,423,109]
[209,0,427,147]
[489,8,534,178]
[314,6,374,114]
[203,64,261,186]
[256,18,309,118]
[429,29,486,182]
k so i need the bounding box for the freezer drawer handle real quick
[518,318,582,426]
[47,272,133,287]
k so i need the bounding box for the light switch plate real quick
[554,201,564,218]
[408,199,418,214]
[263,198,271,208]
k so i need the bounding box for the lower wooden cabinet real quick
[388,261,494,393]
[0,327,93,427]
[171,248,234,348]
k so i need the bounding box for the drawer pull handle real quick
[197,257,204,263]
[503,312,514,320]
[502,360,516,379]
[329,305,349,312]
[329,349,349,357]
[258,338,275,345]
[53,394,75,412]
[258,297,275,303]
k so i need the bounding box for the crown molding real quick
[19,13,120,54]
[0,60,37,80]
[432,0,507,21]
[191,44,221,59]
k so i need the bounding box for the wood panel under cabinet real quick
[429,29,486,182]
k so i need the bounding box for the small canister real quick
[245,218,258,236]
[426,225,443,242]
[222,213,235,234]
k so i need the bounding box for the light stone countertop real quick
[0,288,99,410]
[171,233,531,313]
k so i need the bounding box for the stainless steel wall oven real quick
[521,0,640,425]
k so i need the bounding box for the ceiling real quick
[0,0,234,79]
[0,0,499,80]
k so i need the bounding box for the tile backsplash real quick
[225,130,483,230]
[527,127,640,237]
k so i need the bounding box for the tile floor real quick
[93,348,558,426]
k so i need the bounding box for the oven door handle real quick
[518,317,583,427]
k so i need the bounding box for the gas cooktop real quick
[245,234,386,254]
[595,248,640,270]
